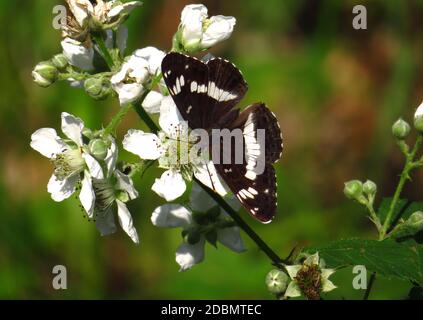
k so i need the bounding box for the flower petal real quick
[47,173,78,202]
[151,204,192,228]
[105,138,118,177]
[30,128,67,158]
[180,4,208,47]
[116,25,128,55]
[66,0,92,27]
[201,15,236,48]
[142,91,163,114]
[176,238,206,271]
[189,182,217,212]
[61,38,94,71]
[322,278,337,293]
[159,96,184,136]
[79,172,95,218]
[134,47,166,75]
[217,227,245,253]
[95,208,117,236]
[82,153,104,179]
[304,252,319,266]
[152,170,186,201]
[321,268,336,279]
[107,1,141,19]
[285,281,302,298]
[285,265,302,280]
[116,200,139,244]
[61,112,84,146]
[115,170,139,200]
[113,83,145,105]
[123,129,163,160]
[193,161,228,197]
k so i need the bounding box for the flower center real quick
[294,264,322,300]
[52,148,85,180]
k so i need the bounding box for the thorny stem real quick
[380,135,423,239]
[93,34,115,69]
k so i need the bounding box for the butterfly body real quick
[162,52,283,223]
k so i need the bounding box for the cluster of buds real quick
[344,179,377,206]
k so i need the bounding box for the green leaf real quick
[306,239,423,285]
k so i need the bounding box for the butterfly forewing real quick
[161,53,283,223]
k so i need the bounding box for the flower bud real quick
[414,102,423,133]
[89,138,108,160]
[343,180,363,200]
[363,180,377,196]
[392,118,410,140]
[266,269,289,295]
[51,54,69,69]
[84,77,111,100]
[407,211,423,231]
[32,61,58,88]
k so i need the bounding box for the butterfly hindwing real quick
[216,103,282,222]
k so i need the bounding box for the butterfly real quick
[161,52,283,223]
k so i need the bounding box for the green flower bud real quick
[32,61,58,88]
[392,119,411,140]
[414,102,423,134]
[343,180,363,200]
[84,77,111,100]
[407,211,423,231]
[266,269,289,295]
[363,180,377,196]
[82,127,94,139]
[51,54,69,69]
[89,138,108,160]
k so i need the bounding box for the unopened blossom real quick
[177,4,236,52]
[80,137,140,244]
[30,112,103,203]
[284,252,336,300]
[111,47,166,105]
[123,96,227,201]
[151,183,245,271]
[414,101,423,133]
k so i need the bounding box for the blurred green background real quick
[1,0,423,299]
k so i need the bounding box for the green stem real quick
[93,34,115,69]
[103,103,132,136]
[133,101,284,267]
[363,272,376,300]
[380,136,423,239]
[365,202,383,236]
[198,180,285,266]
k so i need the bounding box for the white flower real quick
[284,252,337,300]
[111,47,166,105]
[61,38,94,71]
[179,4,236,52]
[65,0,141,28]
[123,96,227,201]
[80,137,140,244]
[30,112,102,202]
[151,183,245,271]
